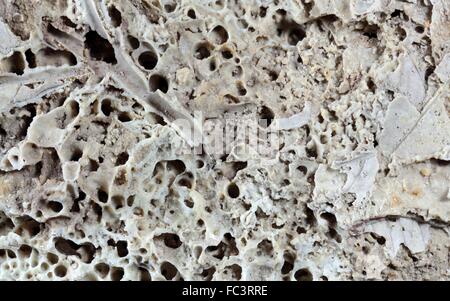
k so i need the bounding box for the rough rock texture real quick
[0,0,449,281]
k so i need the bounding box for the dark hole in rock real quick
[149,74,169,93]
[297,165,308,175]
[296,226,306,234]
[25,49,36,68]
[84,31,117,64]
[229,264,242,280]
[259,105,274,127]
[362,24,379,40]
[184,198,194,208]
[114,169,127,186]
[231,65,243,77]
[431,159,450,166]
[67,101,80,118]
[16,216,41,237]
[178,178,192,189]
[61,16,77,28]
[101,99,113,116]
[281,260,294,274]
[165,159,185,175]
[36,47,77,67]
[157,233,183,249]
[115,152,129,166]
[127,195,135,207]
[425,66,435,81]
[304,205,317,227]
[224,94,239,105]
[48,201,63,213]
[233,161,247,174]
[89,159,99,172]
[46,23,67,39]
[288,28,306,45]
[7,250,16,258]
[201,267,216,281]
[108,5,122,27]
[222,49,233,59]
[367,78,376,93]
[227,182,240,198]
[118,112,132,122]
[301,0,314,16]
[396,27,407,41]
[79,243,96,263]
[97,189,109,203]
[47,252,59,264]
[370,232,386,245]
[237,82,247,95]
[164,3,177,13]
[320,212,337,228]
[18,244,32,258]
[268,70,278,81]
[71,190,86,213]
[54,237,79,256]
[116,240,128,257]
[112,195,124,209]
[306,143,318,159]
[187,9,196,19]
[127,35,140,49]
[138,51,158,70]
[95,263,110,278]
[194,43,212,60]
[295,268,313,281]
[0,212,15,235]
[149,112,166,125]
[210,25,229,44]
[391,9,402,18]
[196,159,204,168]
[209,59,217,71]
[259,6,267,17]
[111,266,124,281]
[161,261,178,280]
[257,239,273,256]
[70,148,83,161]
[55,265,67,277]
[139,267,151,281]
[2,51,25,75]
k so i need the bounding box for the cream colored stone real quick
[0,0,448,281]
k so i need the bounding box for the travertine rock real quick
[0,0,449,281]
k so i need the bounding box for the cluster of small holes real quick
[99,98,134,122]
[0,0,442,282]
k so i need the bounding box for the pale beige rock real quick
[0,0,449,281]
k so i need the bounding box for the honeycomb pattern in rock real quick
[0,0,449,281]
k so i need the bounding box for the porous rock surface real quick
[0,0,449,281]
